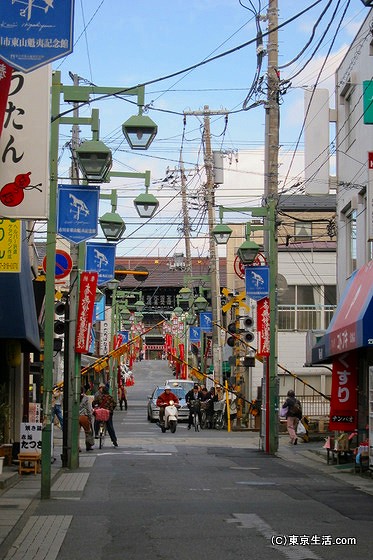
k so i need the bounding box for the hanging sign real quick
[0,0,75,73]
[257,297,270,357]
[329,353,358,431]
[0,66,50,218]
[0,219,21,272]
[86,242,116,286]
[0,59,13,136]
[200,312,213,332]
[75,271,98,354]
[245,266,269,300]
[57,184,99,244]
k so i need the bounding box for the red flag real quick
[257,297,270,357]
[0,59,13,137]
[75,272,98,354]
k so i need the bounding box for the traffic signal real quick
[54,301,66,352]
[241,315,255,343]
[227,321,237,347]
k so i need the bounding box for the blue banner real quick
[86,242,116,286]
[245,266,269,300]
[200,312,213,332]
[189,326,201,343]
[57,184,99,244]
[0,0,75,72]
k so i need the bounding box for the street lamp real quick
[75,139,113,183]
[134,189,159,218]
[99,190,126,242]
[212,223,233,245]
[122,112,158,150]
[237,239,261,265]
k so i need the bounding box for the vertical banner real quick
[329,353,358,431]
[367,152,373,241]
[0,59,13,137]
[75,272,98,354]
[0,218,21,272]
[0,66,50,218]
[257,297,270,357]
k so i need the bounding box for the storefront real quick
[312,261,373,468]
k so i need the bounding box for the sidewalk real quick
[0,433,372,556]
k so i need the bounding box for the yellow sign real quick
[0,219,21,272]
[221,288,249,313]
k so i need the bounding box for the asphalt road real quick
[7,360,373,559]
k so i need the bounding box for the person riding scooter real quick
[156,385,180,426]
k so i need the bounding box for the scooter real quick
[160,400,179,433]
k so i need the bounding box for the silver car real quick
[147,386,189,422]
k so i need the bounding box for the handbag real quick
[296,420,306,436]
[279,406,288,418]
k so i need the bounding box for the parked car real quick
[147,385,190,422]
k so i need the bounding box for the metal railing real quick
[278,305,336,332]
[279,394,330,418]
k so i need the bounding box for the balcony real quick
[278,304,336,332]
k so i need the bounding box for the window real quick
[347,210,357,274]
[294,222,312,240]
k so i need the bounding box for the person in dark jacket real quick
[92,386,118,447]
[185,384,203,430]
[282,389,302,445]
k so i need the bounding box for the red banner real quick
[257,297,270,356]
[0,60,13,137]
[329,353,358,431]
[75,272,98,354]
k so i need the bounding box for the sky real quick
[44,0,368,259]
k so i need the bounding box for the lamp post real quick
[42,71,157,499]
[212,200,278,454]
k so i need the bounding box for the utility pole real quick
[184,107,227,383]
[179,154,192,276]
[263,0,279,454]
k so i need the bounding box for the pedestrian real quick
[79,388,94,451]
[92,385,118,447]
[185,383,203,430]
[51,386,63,429]
[282,389,302,445]
[118,384,128,411]
[201,386,217,428]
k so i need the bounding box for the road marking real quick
[227,513,321,560]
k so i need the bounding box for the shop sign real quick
[0,219,21,272]
[329,353,358,431]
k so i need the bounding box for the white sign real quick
[99,307,111,356]
[20,422,42,453]
[0,65,50,218]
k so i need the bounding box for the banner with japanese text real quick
[257,297,270,357]
[0,66,50,218]
[0,219,21,272]
[329,352,358,431]
[75,272,98,354]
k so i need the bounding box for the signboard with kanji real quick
[0,66,50,218]
[0,219,21,272]
[0,0,75,73]
[20,422,42,452]
[57,184,99,244]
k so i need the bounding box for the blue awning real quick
[0,231,40,353]
[312,262,373,363]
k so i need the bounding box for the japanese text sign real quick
[329,353,357,431]
[0,66,50,218]
[75,271,98,354]
[0,219,21,272]
[20,422,42,452]
[0,0,75,73]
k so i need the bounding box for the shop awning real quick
[312,262,373,363]
[0,236,40,353]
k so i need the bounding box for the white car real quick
[164,379,195,392]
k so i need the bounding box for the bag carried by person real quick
[296,420,307,436]
[289,399,302,418]
[279,406,288,418]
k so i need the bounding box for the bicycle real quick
[189,399,201,431]
[212,400,226,430]
[94,407,110,449]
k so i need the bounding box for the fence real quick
[279,394,330,418]
[278,304,336,332]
